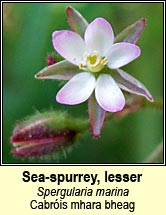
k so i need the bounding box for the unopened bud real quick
[10,111,88,157]
[46,53,56,66]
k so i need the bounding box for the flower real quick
[52,17,153,112]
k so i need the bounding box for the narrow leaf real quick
[66,6,88,37]
[114,18,147,44]
[35,60,78,80]
[88,93,106,138]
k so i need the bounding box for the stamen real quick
[101,57,108,65]
[79,63,87,71]
[79,64,84,70]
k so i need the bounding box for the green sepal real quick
[66,6,88,37]
[115,18,147,44]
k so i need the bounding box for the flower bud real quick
[10,111,88,157]
[46,53,56,66]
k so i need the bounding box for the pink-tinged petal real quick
[56,72,96,105]
[52,30,86,65]
[107,42,141,69]
[85,17,114,56]
[88,93,106,138]
[115,69,154,102]
[95,74,125,112]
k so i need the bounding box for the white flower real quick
[51,17,153,112]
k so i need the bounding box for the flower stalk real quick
[143,142,163,163]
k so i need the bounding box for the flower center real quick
[79,51,107,73]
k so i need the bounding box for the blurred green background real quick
[3,2,163,164]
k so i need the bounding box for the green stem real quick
[143,142,163,163]
[105,96,163,122]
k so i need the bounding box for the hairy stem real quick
[105,96,163,122]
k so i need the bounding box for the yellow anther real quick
[79,63,83,70]
[101,57,108,65]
